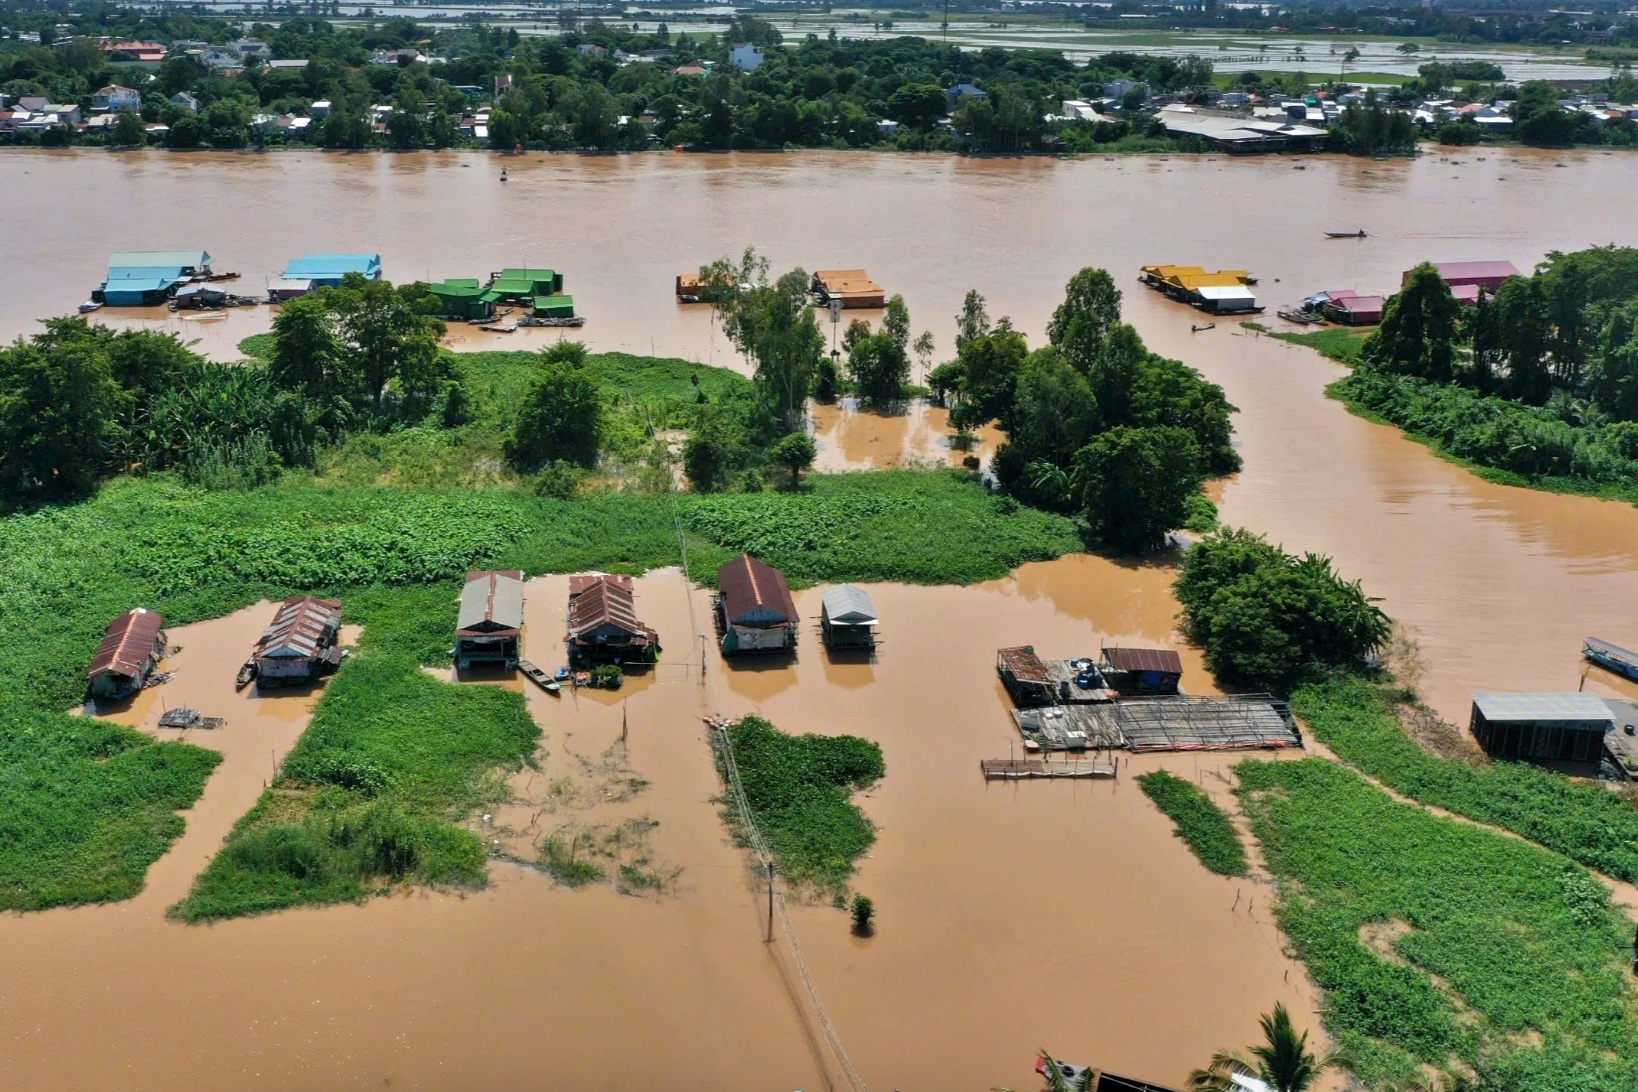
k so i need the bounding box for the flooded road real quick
[5,147,1638,1086]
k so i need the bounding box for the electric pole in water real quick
[766,860,776,943]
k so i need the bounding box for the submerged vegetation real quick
[716,715,883,897]
[1238,756,1638,1091]
[1135,771,1248,877]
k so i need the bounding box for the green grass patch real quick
[1291,673,1638,883]
[1135,770,1248,876]
[1268,326,1371,366]
[171,589,540,921]
[1238,756,1638,1090]
[717,715,883,896]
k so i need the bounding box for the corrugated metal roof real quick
[457,570,524,634]
[1103,647,1184,675]
[282,253,381,278]
[1472,691,1614,724]
[108,250,209,270]
[88,608,165,678]
[821,584,877,625]
[567,574,653,642]
[717,554,797,625]
[1196,286,1257,301]
[256,595,342,660]
[997,645,1049,684]
[1430,260,1520,283]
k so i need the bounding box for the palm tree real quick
[1187,1004,1351,1092]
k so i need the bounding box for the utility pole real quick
[766,860,776,943]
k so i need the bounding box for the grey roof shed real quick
[821,585,877,626]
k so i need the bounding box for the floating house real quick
[267,277,315,302]
[87,608,167,699]
[820,585,878,651]
[1469,691,1613,766]
[455,570,524,670]
[997,646,1114,707]
[715,555,798,655]
[97,249,212,306]
[565,574,658,666]
[1100,646,1183,695]
[253,595,344,687]
[1313,290,1385,325]
[811,269,886,309]
[429,278,495,321]
[1138,265,1260,314]
[533,294,576,319]
[281,253,382,287]
[486,267,562,302]
[1407,260,1520,293]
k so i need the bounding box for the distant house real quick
[87,608,167,700]
[947,82,986,107]
[370,47,422,65]
[674,64,708,77]
[1409,261,1520,293]
[103,40,167,64]
[92,85,142,114]
[577,43,606,56]
[201,51,242,73]
[309,100,332,118]
[730,43,765,72]
[252,595,344,688]
[1104,78,1137,100]
[566,574,659,667]
[455,570,524,671]
[170,91,200,113]
[264,59,310,71]
[495,73,514,96]
[715,555,798,655]
[234,40,271,59]
[1320,292,1385,325]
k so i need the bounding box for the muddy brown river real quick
[4,148,1638,1089]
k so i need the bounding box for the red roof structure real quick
[716,555,798,626]
[1407,261,1520,291]
[88,608,165,680]
[1102,647,1184,675]
[256,596,342,661]
[566,574,657,662]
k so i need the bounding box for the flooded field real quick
[4,147,1638,1087]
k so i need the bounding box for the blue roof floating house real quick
[281,253,382,287]
[97,249,213,306]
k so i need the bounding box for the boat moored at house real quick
[251,595,344,688]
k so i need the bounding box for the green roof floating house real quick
[488,267,562,299]
[429,279,494,321]
[533,294,576,318]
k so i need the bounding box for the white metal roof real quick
[1472,691,1614,724]
[822,584,877,625]
[1196,286,1257,301]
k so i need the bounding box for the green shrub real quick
[1136,770,1248,876]
[718,716,884,896]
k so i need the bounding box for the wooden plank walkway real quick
[981,758,1117,781]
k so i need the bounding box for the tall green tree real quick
[269,293,345,402]
[1363,263,1461,383]
[505,342,602,470]
[1047,267,1123,375]
[845,295,912,404]
[111,107,146,147]
[1074,425,1201,554]
[1471,276,1551,402]
[709,251,823,432]
[0,325,128,501]
[330,276,444,416]
[769,431,817,489]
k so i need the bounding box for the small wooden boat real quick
[477,322,518,333]
[1584,637,1638,683]
[204,271,241,281]
[517,659,557,691]
[1277,307,1318,324]
[78,300,103,314]
[1325,230,1368,239]
[235,660,257,690]
[1191,322,1215,332]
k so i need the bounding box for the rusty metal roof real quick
[1102,646,1184,675]
[256,595,342,661]
[566,574,654,643]
[457,570,524,635]
[717,555,797,626]
[88,608,165,679]
[997,645,1049,684]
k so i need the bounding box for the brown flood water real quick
[4,147,1638,1088]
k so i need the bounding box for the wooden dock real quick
[981,758,1117,780]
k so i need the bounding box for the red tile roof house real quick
[1406,260,1521,293]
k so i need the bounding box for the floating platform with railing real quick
[980,758,1117,781]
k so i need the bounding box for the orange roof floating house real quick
[810,269,886,309]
